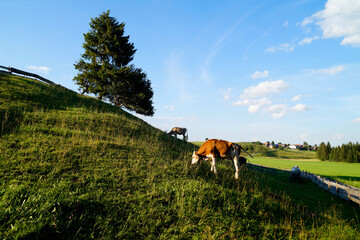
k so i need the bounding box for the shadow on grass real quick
[19,200,107,240]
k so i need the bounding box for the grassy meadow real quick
[249,156,360,189]
[258,149,317,159]
[1,74,360,239]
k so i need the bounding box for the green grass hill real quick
[1,74,359,239]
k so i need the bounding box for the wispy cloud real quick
[220,88,232,101]
[166,51,193,102]
[268,104,287,118]
[267,103,312,119]
[332,133,344,140]
[266,43,294,53]
[353,117,360,123]
[303,65,345,75]
[201,2,267,83]
[300,134,308,140]
[299,35,319,45]
[251,70,269,79]
[26,65,51,74]
[164,105,175,111]
[291,103,312,112]
[302,0,360,47]
[201,16,248,83]
[283,21,289,27]
[291,94,302,101]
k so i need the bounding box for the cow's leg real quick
[233,156,239,179]
[207,154,217,175]
[211,157,217,175]
[230,146,240,179]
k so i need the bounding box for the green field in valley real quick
[258,149,317,159]
[249,157,360,188]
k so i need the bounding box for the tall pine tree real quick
[74,10,154,116]
[317,142,327,161]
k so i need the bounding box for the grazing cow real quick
[168,127,188,141]
[192,139,251,179]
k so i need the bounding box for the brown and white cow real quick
[192,139,250,179]
[168,127,188,141]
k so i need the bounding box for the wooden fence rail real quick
[301,171,360,205]
[0,65,58,86]
[247,163,360,206]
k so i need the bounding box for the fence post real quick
[336,182,339,196]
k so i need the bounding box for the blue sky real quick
[1,0,360,146]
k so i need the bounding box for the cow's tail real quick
[239,145,253,158]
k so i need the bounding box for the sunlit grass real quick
[250,157,360,188]
[0,74,359,239]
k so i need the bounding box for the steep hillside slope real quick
[0,74,359,239]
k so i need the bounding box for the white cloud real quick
[318,65,345,75]
[266,43,294,53]
[251,70,269,79]
[353,117,360,123]
[233,97,271,113]
[234,80,289,116]
[332,133,344,140]
[164,105,175,111]
[233,80,313,118]
[242,80,289,98]
[300,134,307,140]
[291,103,312,112]
[26,65,51,74]
[268,104,288,119]
[220,88,232,101]
[301,17,314,27]
[268,104,287,112]
[291,94,303,101]
[248,104,261,113]
[302,0,360,47]
[283,21,289,27]
[248,98,271,113]
[271,111,287,119]
[299,35,320,45]
[234,99,312,118]
[303,65,345,75]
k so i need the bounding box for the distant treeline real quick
[238,141,268,155]
[317,142,360,163]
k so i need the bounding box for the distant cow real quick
[168,127,188,141]
[192,139,251,179]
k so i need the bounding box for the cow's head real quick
[192,151,200,165]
